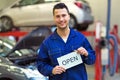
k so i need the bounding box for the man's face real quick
[53,8,70,29]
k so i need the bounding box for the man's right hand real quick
[52,65,66,75]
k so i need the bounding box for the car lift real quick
[0,28,28,41]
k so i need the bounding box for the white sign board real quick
[57,52,83,69]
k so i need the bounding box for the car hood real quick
[7,27,51,54]
[8,35,45,54]
[0,0,20,11]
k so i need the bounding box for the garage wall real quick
[87,0,120,31]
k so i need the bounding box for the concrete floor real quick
[86,65,120,80]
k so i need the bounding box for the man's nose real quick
[59,16,64,21]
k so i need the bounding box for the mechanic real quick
[37,3,96,80]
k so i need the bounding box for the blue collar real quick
[51,28,77,40]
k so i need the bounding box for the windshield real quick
[0,0,20,11]
[19,0,39,6]
[0,38,35,57]
[0,39,14,56]
[9,49,35,57]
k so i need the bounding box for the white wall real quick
[87,0,120,31]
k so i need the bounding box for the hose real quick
[108,34,118,76]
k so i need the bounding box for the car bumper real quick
[76,11,94,25]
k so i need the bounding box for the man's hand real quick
[76,47,88,56]
[52,65,66,75]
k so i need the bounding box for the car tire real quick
[0,17,13,32]
[69,14,77,29]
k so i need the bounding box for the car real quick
[0,26,51,80]
[0,56,48,80]
[0,26,51,66]
[0,56,40,80]
[0,56,28,80]
[0,0,94,32]
[0,37,37,66]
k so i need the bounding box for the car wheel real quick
[0,17,13,32]
[69,15,77,29]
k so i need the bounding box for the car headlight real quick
[21,68,48,80]
[8,66,25,75]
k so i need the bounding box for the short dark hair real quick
[53,3,69,15]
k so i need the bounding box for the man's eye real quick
[56,15,60,18]
[62,14,66,17]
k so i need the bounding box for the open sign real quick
[57,52,83,69]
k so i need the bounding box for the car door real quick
[36,2,56,25]
[10,2,42,26]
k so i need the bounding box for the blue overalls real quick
[37,28,96,80]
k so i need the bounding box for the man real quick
[37,3,96,80]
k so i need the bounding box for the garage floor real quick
[86,65,120,80]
